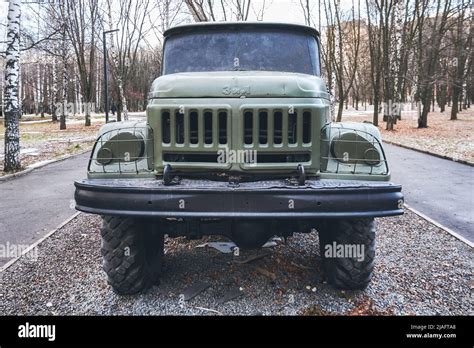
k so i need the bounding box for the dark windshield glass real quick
[163,29,320,76]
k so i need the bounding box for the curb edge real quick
[0,212,81,273]
[404,203,473,248]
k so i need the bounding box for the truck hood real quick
[148,71,329,99]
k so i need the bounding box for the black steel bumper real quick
[74,178,403,219]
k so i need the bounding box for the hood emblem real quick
[223,85,251,96]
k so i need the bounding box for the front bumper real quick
[74,178,403,219]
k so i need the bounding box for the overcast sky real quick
[0,0,360,52]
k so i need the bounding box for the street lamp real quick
[103,29,119,123]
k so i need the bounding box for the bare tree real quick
[3,0,22,172]
[416,0,454,128]
[252,0,269,20]
[448,0,472,120]
[106,0,152,121]
[64,0,100,127]
[230,0,252,20]
[155,0,186,33]
[300,0,312,26]
[185,0,209,21]
[185,0,258,22]
[322,0,361,122]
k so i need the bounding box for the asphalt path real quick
[384,143,473,244]
[0,152,89,266]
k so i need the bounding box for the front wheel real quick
[318,218,376,290]
[100,216,164,295]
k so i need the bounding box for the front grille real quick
[161,109,229,146]
[242,108,312,146]
[149,103,322,172]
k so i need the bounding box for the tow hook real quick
[163,164,173,185]
[228,175,240,188]
[297,164,306,186]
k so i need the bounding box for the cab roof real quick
[163,21,320,39]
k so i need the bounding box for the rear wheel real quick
[100,216,164,295]
[318,218,375,290]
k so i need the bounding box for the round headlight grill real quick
[95,132,145,165]
[330,132,381,166]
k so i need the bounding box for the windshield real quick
[163,29,320,76]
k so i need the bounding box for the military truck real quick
[75,22,403,295]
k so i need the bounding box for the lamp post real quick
[103,29,119,123]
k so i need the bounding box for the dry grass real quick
[0,118,102,173]
[343,106,474,164]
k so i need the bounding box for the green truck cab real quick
[75,22,403,295]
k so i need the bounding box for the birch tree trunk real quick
[18,62,22,117]
[3,0,22,172]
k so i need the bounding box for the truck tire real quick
[318,218,375,290]
[100,216,164,295]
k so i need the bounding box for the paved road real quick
[0,152,89,266]
[384,143,473,244]
[0,144,471,267]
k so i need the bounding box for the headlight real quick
[96,147,113,165]
[330,132,381,166]
[95,132,145,165]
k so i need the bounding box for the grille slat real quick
[176,112,184,144]
[197,110,204,146]
[259,111,268,144]
[240,108,312,150]
[212,111,219,145]
[161,108,228,147]
[282,110,289,146]
[267,111,274,145]
[252,109,259,145]
[184,112,190,145]
[170,112,176,146]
